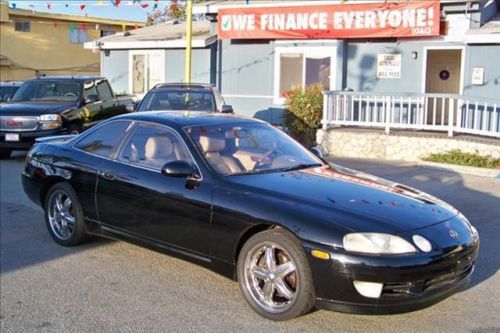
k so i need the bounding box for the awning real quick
[84,21,216,50]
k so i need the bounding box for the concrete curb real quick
[417,161,500,179]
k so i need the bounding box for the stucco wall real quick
[317,129,500,161]
[345,41,500,100]
[164,48,213,84]
[463,45,500,99]
[101,50,129,94]
[217,40,277,120]
[0,8,130,81]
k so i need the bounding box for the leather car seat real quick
[199,135,242,174]
[144,136,175,168]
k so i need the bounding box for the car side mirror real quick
[221,104,233,113]
[85,94,99,104]
[126,102,137,112]
[161,160,196,178]
[309,146,323,159]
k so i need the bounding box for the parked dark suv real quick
[136,83,233,113]
[0,76,135,159]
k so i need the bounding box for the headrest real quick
[199,135,225,153]
[145,136,173,159]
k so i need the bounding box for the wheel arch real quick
[233,223,301,279]
[40,176,67,206]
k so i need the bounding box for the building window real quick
[14,21,30,32]
[100,30,115,37]
[274,46,336,104]
[69,28,88,44]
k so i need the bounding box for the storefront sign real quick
[218,1,440,40]
[471,67,485,85]
[377,54,401,79]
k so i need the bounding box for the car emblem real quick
[6,119,23,127]
[449,230,459,239]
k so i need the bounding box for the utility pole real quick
[184,0,193,83]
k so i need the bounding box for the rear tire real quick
[0,149,12,159]
[44,182,91,246]
[237,228,315,321]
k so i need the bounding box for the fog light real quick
[412,235,432,253]
[353,281,383,298]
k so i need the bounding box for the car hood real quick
[0,101,78,116]
[229,164,458,233]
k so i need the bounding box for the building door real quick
[425,49,462,125]
[130,51,164,98]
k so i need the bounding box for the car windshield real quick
[11,80,81,102]
[138,89,215,112]
[186,122,323,176]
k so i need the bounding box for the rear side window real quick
[75,121,130,158]
[96,80,113,101]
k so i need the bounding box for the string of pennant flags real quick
[10,0,166,11]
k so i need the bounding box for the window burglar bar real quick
[322,91,500,139]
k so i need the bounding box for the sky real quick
[5,0,177,23]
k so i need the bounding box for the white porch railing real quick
[322,91,500,138]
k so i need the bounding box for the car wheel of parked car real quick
[237,228,315,320]
[0,149,12,159]
[44,182,91,246]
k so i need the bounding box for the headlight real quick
[458,213,479,239]
[39,114,62,129]
[343,233,416,254]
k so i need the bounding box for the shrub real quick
[283,84,323,147]
[422,150,500,169]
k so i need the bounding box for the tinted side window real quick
[96,80,113,101]
[83,81,98,101]
[75,121,130,158]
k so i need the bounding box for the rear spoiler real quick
[35,134,77,144]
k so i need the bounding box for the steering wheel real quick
[64,92,77,98]
[253,148,277,170]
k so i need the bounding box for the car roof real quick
[152,82,213,90]
[26,76,105,82]
[115,111,265,128]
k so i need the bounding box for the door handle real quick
[99,171,116,181]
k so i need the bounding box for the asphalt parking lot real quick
[1,151,499,333]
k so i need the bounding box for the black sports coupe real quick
[22,111,479,320]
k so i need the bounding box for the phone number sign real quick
[377,54,402,79]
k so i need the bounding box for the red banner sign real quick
[217,1,440,40]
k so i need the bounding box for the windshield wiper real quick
[279,163,323,172]
[228,169,280,176]
[228,163,323,176]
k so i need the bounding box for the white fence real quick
[322,91,500,138]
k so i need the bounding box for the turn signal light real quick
[311,250,330,260]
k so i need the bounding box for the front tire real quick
[44,182,90,246]
[0,149,12,159]
[237,229,315,320]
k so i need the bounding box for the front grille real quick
[381,264,473,298]
[0,116,39,131]
[424,264,473,292]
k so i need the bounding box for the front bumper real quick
[0,129,64,150]
[304,236,479,314]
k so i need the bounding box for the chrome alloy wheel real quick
[244,242,298,313]
[48,190,76,240]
